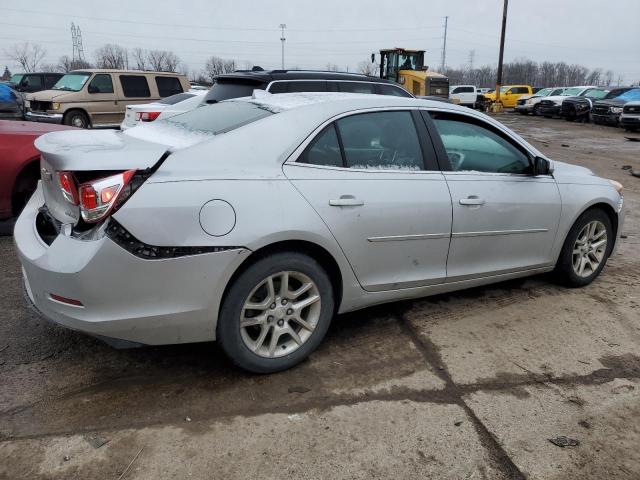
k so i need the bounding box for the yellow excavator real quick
[377,48,449,98]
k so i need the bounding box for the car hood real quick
[540,95,568,103]
[594,98,626,107]
[551,160,607,185]
[27,90,78,102]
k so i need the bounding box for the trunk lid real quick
[36,129,169,225]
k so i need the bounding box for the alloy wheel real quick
[572,220,607,278]
[239,271,321,358]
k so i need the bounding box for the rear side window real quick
[88,74,114,94]
[378,84,412,97]
[155,76,183,97]
[337,82,375,94]
[299,111,425,170]
[287,81,327,93]
[120,75,150,97]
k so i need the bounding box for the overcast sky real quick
[1,0,639,82]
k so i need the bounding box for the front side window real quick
[156,76,183,97]
[52,72,91,92]
[430,113,531,174]
[88,74,114,94]
[119,75,150,97]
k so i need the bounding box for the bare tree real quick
[1,66,11,80]
[357,60,377,76]
[6,42,46,72]
[203,56,236,83]
[58,55,92,73]
[94,44,128,69]
[131,48,147,70]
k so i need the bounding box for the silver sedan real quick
[15,93,625,372]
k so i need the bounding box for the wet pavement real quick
[1,113,639,479]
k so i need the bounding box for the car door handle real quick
[329,195,364,207]
[459,196,485,206]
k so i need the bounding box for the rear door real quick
[424,110,561,280]
[284,109,452,292]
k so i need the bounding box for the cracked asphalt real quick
[1,114,639,479]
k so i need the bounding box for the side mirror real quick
[88,85,98,94]
[534,156,553,176]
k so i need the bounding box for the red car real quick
[0,120,76,233]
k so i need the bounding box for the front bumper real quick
[591,113,620,125]
[515,104,533,113]
[15,183,250,346]
[25,110,63,124]
[538,105,561,116]
[620,115,640,128]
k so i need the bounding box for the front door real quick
[284,110,453,292]
[425,110,561,280]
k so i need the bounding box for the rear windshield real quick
[158,93,195,105]
[164,101,274,134]
[52,72,91,92]
[204,79,266,103]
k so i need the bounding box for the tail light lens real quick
[136,111,161,122]
[58,171,79,205]
[78,170,136,223]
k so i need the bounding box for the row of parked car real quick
[449,83,640,131]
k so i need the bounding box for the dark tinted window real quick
[337,111,424,170]
[158,93,195,105]
[88,74,114,94]
[155,76,183,97]
[378,84,412,97]
[267,82,287,93]
[430,113,530,174]
[337,82,375,94]
[299,125,343,167]
[205,79,265,103]
[23,74,42,90]
[44,74,61,89]
[120,75,150,97]
[287,81,327,93]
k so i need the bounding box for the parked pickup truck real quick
[620,101,640,131]
[449,85,477,108]
[592,88,640,126]
[479,85,533,108]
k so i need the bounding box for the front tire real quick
[63,110,90,128]
[217,252,335,373]
[555,209,613,287]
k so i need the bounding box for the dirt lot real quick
[1,113,639,479]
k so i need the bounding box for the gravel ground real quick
[0,113,639,479]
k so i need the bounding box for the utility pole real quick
[71,23,86,66]
[494,0,508,111]
[279,24,286,70]
[440,16,448,72]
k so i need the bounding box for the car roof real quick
[216,69,400,85]
[68,69,185,75]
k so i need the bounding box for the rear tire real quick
[63,110,90,128]
[555,209,613,287]
[217,252,335,373]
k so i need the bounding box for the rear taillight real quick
[58,171,79,205]
[136,111,161,122]
[78,170,136,223]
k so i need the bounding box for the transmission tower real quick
[71,23,86,63]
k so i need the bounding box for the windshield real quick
[562,87,583,96]
[613,88,640,102]
[8,74,23,86]
[500,86,509,93]
[52,72,91,92]
[164,100,274,134]
[204,79,265,104]
[158,93,195,105]
[584,89,609,99]
[535,88,553,96]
